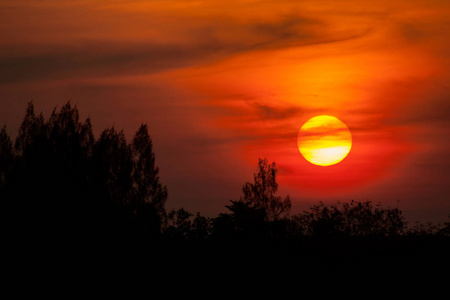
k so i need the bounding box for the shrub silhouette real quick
[438,215,450,237]
[165,208,212,241]
[292,200,407,237]
[212,200,266,241]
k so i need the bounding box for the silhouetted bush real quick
[164,208,212,241]
[440,215,450,236]
[292,200,406,238]
[212,200,267,241]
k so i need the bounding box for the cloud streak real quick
[0,1,373,85]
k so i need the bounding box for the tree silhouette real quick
[1,101,168,237]
[439,215,450,236]
[165,208,212,241]
[0,126,13,191]
[9,101,95,230]
[240,158,291,222]
[1,100,449,267]
[165,208,194,240]
[92,127,133,224]
[131,124,168,226]
[212,158,291,240]
[46,102,95,221]
[131,124,167,234]
[292,200,406,237]
[223,200,266,239]
[191,212,212,241]
[14,101,46,154]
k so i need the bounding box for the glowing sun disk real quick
[298,115,352,166]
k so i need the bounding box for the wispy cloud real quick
[0,1,373,85]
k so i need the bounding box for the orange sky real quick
[1,0,449,223]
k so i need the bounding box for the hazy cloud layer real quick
[0,1,371,84]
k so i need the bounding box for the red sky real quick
[1,0,449,223]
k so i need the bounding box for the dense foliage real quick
[1,102,449,256]
[1,102,167,237]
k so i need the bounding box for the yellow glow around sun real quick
[298,115,352,166]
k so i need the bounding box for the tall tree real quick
[93,127,133,209]
[240,158,291,221]
[131,124,168,225]
[213,158,291,240]
[0,126,13,190]
[8,101,97,230]
[14,101,46,155]
[2,102,169,237]
[165,208,194,240]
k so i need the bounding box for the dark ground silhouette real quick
[1,102,449,270]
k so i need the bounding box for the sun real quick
[297,115,352,166]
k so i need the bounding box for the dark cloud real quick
[0,42,227,84]
[0,7,371,85]
[398,93,450,127]
[299,127,352,138]
[249,101,303,121]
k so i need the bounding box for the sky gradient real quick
[1,0,449,223]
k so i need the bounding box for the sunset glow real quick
[0,0,449,224]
